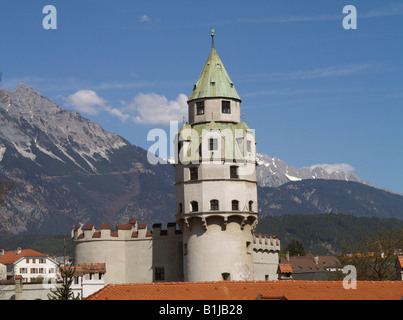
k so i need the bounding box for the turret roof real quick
[188,47,241,102]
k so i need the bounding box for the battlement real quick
[252,232,280,252]
[72,219,182,241]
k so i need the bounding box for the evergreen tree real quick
[285,239,307,256]
[47,266,80,300]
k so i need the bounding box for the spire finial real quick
[210,28,215,49]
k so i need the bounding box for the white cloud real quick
[140,15,150,22]
[126,92,188,125]
[65,90,106,115]
[309,163,355,174]
[65,90,131,122]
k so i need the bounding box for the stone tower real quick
[175,31,258,282]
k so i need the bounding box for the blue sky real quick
[1,0,402,194]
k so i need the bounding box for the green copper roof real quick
[188,48,241,102]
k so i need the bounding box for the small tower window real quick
[191,201,199,212]
[190,167,198,180]
[222,272,231,281]
[247,140,252,153]
[230,166,238,179]
[210,199,219,211]
[232,200,239,211]
[196,101,205,115]
[210,82,216,86]
[222,100,231,114]
[178,203,183,214]
[209,138,218,151]
[249,201,254,212]
[155,267,165,281]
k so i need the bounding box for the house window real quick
[232,200,239,211]
[209,138,218,151]
[230,166,238,179]
[39,259,45,264]
[26,259,29,263]
[191,201,199,212]
[155,267,165,281]
[190,167,198,180]
[249,201,253,212]
[210,199,219,211]
[222,100,231,114]
[196,101,205,115]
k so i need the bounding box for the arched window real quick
[210,199,219,211]
[248,201,253,212]
[191,201,198,212]
[232,200,239,211]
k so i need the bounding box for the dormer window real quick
[196,101,205,115]
[210,82,215,86]
[209,138,218,151]
[222,100,231,114]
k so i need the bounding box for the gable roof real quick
[0,249,48,265]
[279,252,341,273]
[85,280,403,300]
[188,47,241,102]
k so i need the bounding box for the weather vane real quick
[210,27,215,48]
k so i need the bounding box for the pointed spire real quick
[188,30,241,102]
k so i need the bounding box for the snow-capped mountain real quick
[256,153,372,188]
[0,83,128,174]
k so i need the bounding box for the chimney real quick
[314,255,319,265]
[0,249,4,256]
[286,251,290,262]
[17,247,22,255]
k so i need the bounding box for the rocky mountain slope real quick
[0,84,175,234]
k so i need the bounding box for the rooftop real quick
[0,248,48,265]
[85,280,403,300]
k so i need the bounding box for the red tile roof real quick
[85,280,403,300]
[0,249,48,265]
[279,264,293,274]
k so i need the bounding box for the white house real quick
[0,247,59,283]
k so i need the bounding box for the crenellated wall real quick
[72,219,182,285]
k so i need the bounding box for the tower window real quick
[210,199,219,211]
[155,267,165,281]
[232,200,239,211]
[247,140,252,153]
[246,241,252,254]
[209,138,218,151]
[178,203,183,213]
[222,272,231,281]
[222,100,231,114]
[249,201,253,212]
[191,201,199,212]
[196,101,205,115]
[190,167,198,180]
[210,82,216,86]
[230,166,238,179]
